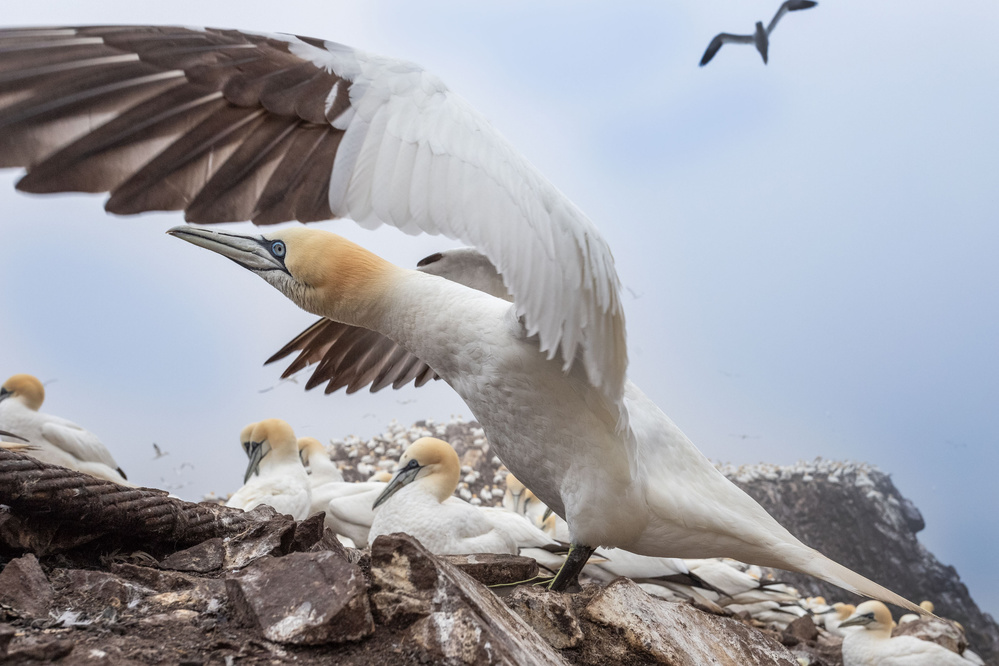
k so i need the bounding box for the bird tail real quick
[790,547,925,615]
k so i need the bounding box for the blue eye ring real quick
[270,240,286,258]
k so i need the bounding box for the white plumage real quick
[840,600,971,666]
[226,418,311,520]
[0,374,128,484]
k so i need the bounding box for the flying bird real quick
[700,1,818,66]
[0,26,920,610]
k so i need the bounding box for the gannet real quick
[699,0,818,66]
[323,472,391,548]
[370,437,554,555]
[821,602,857,636]
[225,419,311,520]
[0,374,128,484]
[298,436,344,485]
[0,429,28,443]
[899,599,936,624]
[0,26,919,611]
[839,600,970,666]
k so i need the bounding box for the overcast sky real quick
[2,1,996,615]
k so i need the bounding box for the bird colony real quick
[0,11,980,664]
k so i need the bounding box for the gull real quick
[0,374,128,484]
[370,437,554,555]
[700,1,818,66]
[839,600,970,666]
[226,418,311,520]
[0,26,919,611]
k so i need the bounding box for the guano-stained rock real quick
[893,616,968,656]
[226,550,373,645]
[369,533,567,665]
[160,537,225,573]
[222,506,297,569]
[583,577,799,665]
[505,585,584,649]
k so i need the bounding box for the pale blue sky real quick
[2,1,996,614]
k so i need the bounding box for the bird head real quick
[373,437,460,508]
[297,436,325,466]
[239,421,257,458]
[167,226,397,327]
[838,600,894,634]
[242,418,297,483]
[0,374,45,411]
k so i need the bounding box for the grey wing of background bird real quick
[767,0,818,35]
[699,32,755,66]
[265,248,513,395]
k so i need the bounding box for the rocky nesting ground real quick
[0,418,995,665]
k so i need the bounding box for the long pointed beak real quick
[0,389,11,405]
[244,440,267,483]
[0,429,28,443]
[372,464,422,509]
[167,226,282,273]
[837,615,870,629]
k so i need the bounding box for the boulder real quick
[226,550,373,645]
[159,537,225,573]
[0,553,53,617]
[582,577,799,665]
[369,533,567,665]
[893,616,968,656]
[442,553,539,586]
[504,585,584,649]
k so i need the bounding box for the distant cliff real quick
[722,458,999,665]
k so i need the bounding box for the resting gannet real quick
[323,471,392,548]
[839,600,969,666]
[0,429,28,443]
[370,437,554,555]
[226,419,311,520]
[822,602,857,636]
[298,436,344,485]
[700,0,818,66]
[0,374,128,484]
[0,27,919,611]
[899,599,936,624]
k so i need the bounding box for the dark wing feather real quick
[699,33,754,66]
[0,26,346,225]
[767,1,818,35]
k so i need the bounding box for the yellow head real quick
[297,436,326,466]
[0,374,45,411]
[372,437,460,508]
[838,600,894,634]
[242,418,298,482]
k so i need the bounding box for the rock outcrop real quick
[722,458,999,664]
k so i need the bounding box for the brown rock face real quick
[159,537,225,573]
[226,550,374,645]
[0,553,53,617]
[441,553,540,586]
[505,585,584,649]
[582,578,799,666]
[369,533,568,665]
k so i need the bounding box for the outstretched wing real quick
[0,26,627,408]
[699,33,754,66]
[767,1,818,35]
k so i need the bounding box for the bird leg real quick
[547,543,596,592]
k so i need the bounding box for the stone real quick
[160,538,224,573]
[583,577,799,665]
[0,553,53,617]
[53,569,154,609]
[225,550,373,645]
[369,533,567,665]
[441,553,539,586]
[288,513,327,553]
[505,585,583,649]
[3,637,75,662]
[222,506,297,569]
[893,616,968,655]
[782,615,820,646]
[0,624,14,656]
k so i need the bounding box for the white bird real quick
[839,600,970,666]
[370,437,554,555]
[0,374,128,484]
[323,471,391,548]
[0,27,920,612]
[821,602,858,637]
[899,599,936,624]
[699,0,818,66]
[298,436,344,485]
[225,418,311,520]
[0,429,28,443]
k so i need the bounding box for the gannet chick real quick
[700,0,818,66]
[839,601,969,665]
[172,225,921,611]
[370,438,551,554]
[0,374,128,484]
[226,419,311,520]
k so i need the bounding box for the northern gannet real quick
[323,472,391,548]
[298,436,344,485]
[0,429,28,443]
[821,602,857,636]
[899,599,936,624]
[370,437,554,555]
[0,26,918,611]
[0,374,128,484]
[839,600,970,666]
[225,418,311,520]
[699,0,818,66]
